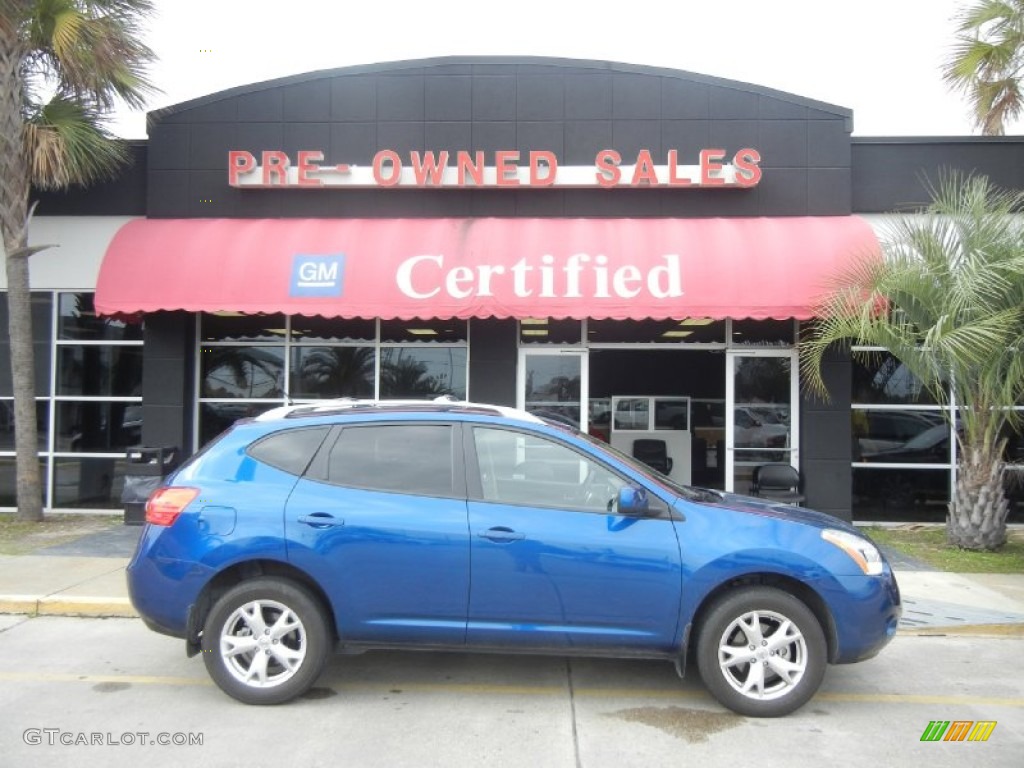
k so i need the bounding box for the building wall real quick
[144,57,854,219]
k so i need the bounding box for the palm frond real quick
[23,95,126,188]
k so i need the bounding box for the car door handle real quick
[297,513,345,528]
[478,526,524,543]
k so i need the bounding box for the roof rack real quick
[254,397,543,424]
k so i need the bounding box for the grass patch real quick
[862,525,1024,574]
[0,513,122,556]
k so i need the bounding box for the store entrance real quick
[588,349,726,490]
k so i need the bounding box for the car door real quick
[284,421,470,645]
[465,425,683,652]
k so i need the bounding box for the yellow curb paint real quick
[36,597,136,618]
[899,624,1024,637]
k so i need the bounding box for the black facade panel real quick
[758,96,807,120]
[662,120,711,158]
[236,89,284,122]
[377,76,425,121]
[275,188,335,219]
[613,74,662,119]
[709,87,758,119]
[800,345,851,519]
[707,120,759,154]
[470,190,518,217]
[852,139,1024,212]
[377,122,426,155]
[140,313,193,455]
[807,168,852,216]
[517,75,565,120]
[189,170,241,217]
[472,122,517,154]
[188,123,238,169]
[517,122,565,160]
[330,122,377,163]
[757,168,808,215]
[565,74,613,119]
[468,318,517,407]
[612,120,662,162]
[564,120,613,164]
[147,169,191,218]
[807,120,851,167]
[147,125,190,170]
[175,97,238,124]
[425,122,473,156]
[662,79,710,119]
[282,80,332,122]
[34,143,147,217]
[759,121,808,168]
[513,189,566,217]
[330,77,377,121]
[284,123,331,156]
[472,76,516,120]
[426,75,472,121]
[235,123,286,156]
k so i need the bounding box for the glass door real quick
[517,349,588,432]
[725,350,798,495]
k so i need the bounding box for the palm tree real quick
[1,1,155,521]
[943,0,1024,135]
[801,173,1024,551]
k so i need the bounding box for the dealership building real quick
[3,56,1022,521]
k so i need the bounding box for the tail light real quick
[145,487,200,526]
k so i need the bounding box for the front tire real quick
[696,587,826,717]
[201,578,330,705]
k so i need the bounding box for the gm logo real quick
[290,254,345,297]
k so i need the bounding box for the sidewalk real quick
[1,525,1024,634]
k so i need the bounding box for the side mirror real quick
[616,486,649,516]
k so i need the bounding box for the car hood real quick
[684,488,860,534]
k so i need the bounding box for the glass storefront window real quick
[851,350,945,405]
[57,346,143,397]
[200,346,285,398]
[0,458,46,507]
[51,456,130,509]
[58,293,141,341]
[200,313,288,342]
[852,409,947,462]
[852,467,950,521]
[730,319,794,346]
[519,318,582,345]
[380,347,467,399]
[290,346,375,399]
[588,318,725,344]
[293,316,376,343]
[0,293,52,396]
[54,401,142,453]
[199,402,279,446]
[380,318,467,343]
[0,400,49,452]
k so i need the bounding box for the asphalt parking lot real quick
[0,614,1021,767]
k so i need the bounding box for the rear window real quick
[247,427,330,476]
[326,424,455,497]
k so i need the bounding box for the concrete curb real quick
[0,595,136,618]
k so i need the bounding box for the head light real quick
[821,529,884,576]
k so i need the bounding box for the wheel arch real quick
[186,559,338,655]
[688,573,840,664]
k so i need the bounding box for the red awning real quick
[95,216,878,320]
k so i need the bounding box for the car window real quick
[326,424,455,497]
[247,427,330,476]
[472,427,625,512]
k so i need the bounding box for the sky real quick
[110,0,1001,139]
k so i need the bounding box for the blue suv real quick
[127,400,901,717]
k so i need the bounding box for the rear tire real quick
[696,587,826,717]
[201,578,330,705]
